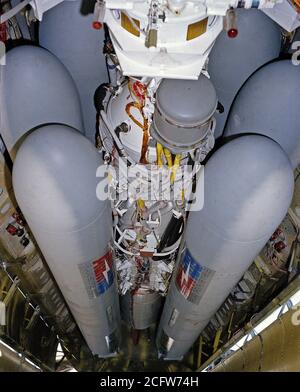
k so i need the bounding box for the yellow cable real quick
[213,328,222,353]
[137,198,145,210]
[156,143,164,166]
[171,154,181,184]
[163,147,173,168]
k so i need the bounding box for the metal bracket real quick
[3,277,20,306]
[25,306,41,330]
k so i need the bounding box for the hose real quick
[125,101,149,164]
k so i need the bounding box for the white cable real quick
[0,0,31,24]
[113,229,180,257]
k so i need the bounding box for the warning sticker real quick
[176,248,215,305]
[79,250,114,299]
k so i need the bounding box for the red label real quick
[92,250,114,294]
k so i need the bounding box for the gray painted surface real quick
[121,291,162,330]
[0,45,83,156]
[152,76,217,151]
[208,9,281,138]
[40,0,108,142]
[225,60,300,169]
[13,125,120,357]
[157,135,294,359]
